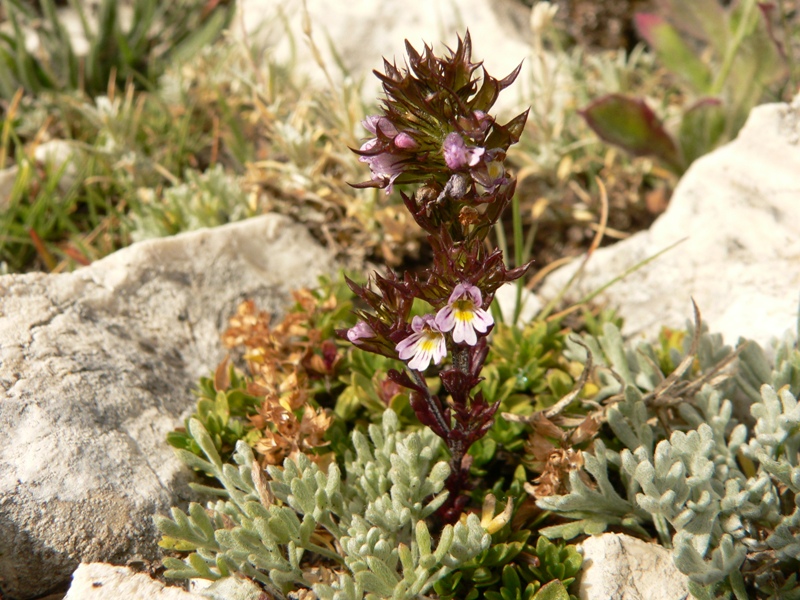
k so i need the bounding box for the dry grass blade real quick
[643,300,745,410]
[251,458,274,508]
[0,88,24,168]
[643,299,702,406]
[538,177,609,321]
[544,338,593,419]
[546,235,689,324]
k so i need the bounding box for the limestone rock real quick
[539,98,800,348]
[236,0,534,116]
[0,215,336,600]
[578,533,690,600]
[64,563,206,600]
[495,282,543,326]
[64,563,264,600]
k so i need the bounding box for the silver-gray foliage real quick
[537,322,800,598]
[155,409,491,600]
[130,164,255,242]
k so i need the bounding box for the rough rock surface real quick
[0,215,336,600]
[64,563,264,600]
[539,98,800,348]
[578,533,690,600]
[64,563,207,600]
[236,0,534,116]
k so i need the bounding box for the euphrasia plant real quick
[344,32,529,522]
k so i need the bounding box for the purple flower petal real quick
[363,115,398,137]
[443,132,467,170]
[443,132,486,170]
[396,314,446,370]
[347,321,375,344]
[436,283,493,346]
[394,132,417,149]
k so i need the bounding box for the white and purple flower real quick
[359,116,418,193]
[347,321,375,345]
[435,283,493,346]
[395,314,447,371]
[443,132,485,170]
[362,115,398,138]
[359,137,405,192]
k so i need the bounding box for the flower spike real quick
[345,32,531,522]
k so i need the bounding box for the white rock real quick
[64,563,206,600]
[539,99,800,348]
[0,215,336,600]
[65,563,265,600]
[494,282,543,325]
[578,533,690,600]
[235,0,534,116]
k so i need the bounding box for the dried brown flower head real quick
[221,293,342,466]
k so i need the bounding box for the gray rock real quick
[539,97,800,348]
[0,215,336,600]
[578,533,690,600]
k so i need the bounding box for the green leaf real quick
[546,369,574,400]
[532,580,569,600]
[417,520,433,557]
[663,0,729,57]
[635,13,713,93]
[539,518,610,540]
[678,98,726,167]
[357,570,396,598]
[365,555,400,590]
[214,391,230,425]
[188,418,222,469]
[501,564,522,591]
[581,94,683,173]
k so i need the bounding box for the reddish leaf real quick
[28,228,57,272]
[581,94,684,173]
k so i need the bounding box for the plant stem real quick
[511,191,525,325]
[408,368,450,438]
[710,0,757,96]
